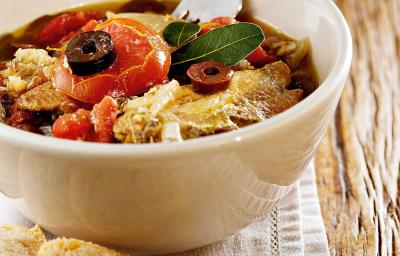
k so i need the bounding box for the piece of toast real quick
[37,238,122,256]
[0,225,46,256]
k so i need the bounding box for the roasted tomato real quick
[37,11,105,47]
[54,18,171,104]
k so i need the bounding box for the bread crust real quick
[0,225,46,256]
[37,238,122,256]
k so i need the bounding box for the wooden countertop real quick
[315,0,400,255]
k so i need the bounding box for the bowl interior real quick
[1,0,341,81]
[244,0,342,81]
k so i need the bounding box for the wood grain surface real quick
[315,0,400,255]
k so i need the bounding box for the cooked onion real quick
[285,38,311,70]
[162,122,183,142]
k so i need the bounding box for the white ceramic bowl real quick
[0,0,352,254]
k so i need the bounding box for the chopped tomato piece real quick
[211,16,236,25]
[91,96,118,143]
[52,109,95,141]
[198,17,236,36]
[52,97,118,143]
[54,18,171,104]
[246,46,278,68]
[199,23,222,36]
[37,11,105,47]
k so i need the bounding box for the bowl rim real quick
[0,0,352,157]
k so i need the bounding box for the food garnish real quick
[187,60,233,93]
[65,31,117,76]
[163,21,200,46]
[171,23,265,74]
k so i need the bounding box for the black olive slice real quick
[187,61,233,94]
[65,31,117,76]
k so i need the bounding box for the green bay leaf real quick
[171,22,265,73]
[163,21,201,46]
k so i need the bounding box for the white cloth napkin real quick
[0,162,329,256]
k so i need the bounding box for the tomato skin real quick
[52,109,95,141]
[91,96,118,143]
[98,18,171,97]
[246,46,278,68]
[54,63,120,105]
[37,11,105,47]
[54,18,171,104]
